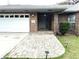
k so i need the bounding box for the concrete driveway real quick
[4,32,65,58]
[0,33,27,58]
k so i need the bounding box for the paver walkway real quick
[5,32,65,58]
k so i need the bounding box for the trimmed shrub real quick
[59,22,69,35]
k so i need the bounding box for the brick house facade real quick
[0,5,78,35]
[30,12,79,35]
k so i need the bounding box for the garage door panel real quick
[20,18,29,32]
[0,14,30,32]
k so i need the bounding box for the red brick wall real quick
[53,14,59,34]
[58,14,68,23]
[30,13,38,32]
[75,12,79,35]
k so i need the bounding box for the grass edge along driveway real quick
[54,35,79,59]
[4,35,79,59]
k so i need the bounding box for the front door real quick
[38,13,52,31]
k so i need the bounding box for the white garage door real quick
[0,14,30,32]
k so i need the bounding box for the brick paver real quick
[6,33,65,58]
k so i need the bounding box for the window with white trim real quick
[68,14,75,23]
[68,14,75,32]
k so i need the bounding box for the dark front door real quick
[38,13,52,31]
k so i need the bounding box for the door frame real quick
[37,12,52,31]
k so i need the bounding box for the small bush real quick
[59,22,69,35]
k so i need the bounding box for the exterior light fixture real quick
[45,51,49,59]
[32,14,34,17]
[44,14,46,16]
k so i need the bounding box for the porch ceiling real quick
[0,5,72,12]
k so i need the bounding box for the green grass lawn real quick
[4,35,79,59]
[54,35,79,59]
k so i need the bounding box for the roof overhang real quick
[64,3,79,13]
[0,5,72,13]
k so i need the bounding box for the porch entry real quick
[38,13,52,31]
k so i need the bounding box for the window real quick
[10,15,14,18]
[68,14,75,23]
[20,15,24,18]
[0,15,4,18]
[15,15,19,18]
[68,14,75,32]
[25,15,29,18]
[5,15,9,18]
